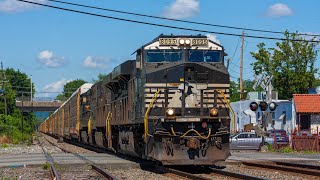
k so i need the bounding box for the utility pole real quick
[30,75,32,102]
[226,58,230,70]
[22,92,24,142]
[239,31,245,100]
[1,62,7,116]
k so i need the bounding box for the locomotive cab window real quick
[146,50,182,62]
[188,50,221,63]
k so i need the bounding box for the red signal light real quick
[249,102,258,111]
[259,101,268,111]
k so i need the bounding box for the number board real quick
[191,38,209,46]
[159,38,178,46]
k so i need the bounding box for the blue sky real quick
[0,0,319,98]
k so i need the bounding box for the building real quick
[230,99,293,132]
[292,94,320,134]
[291,94,320,151]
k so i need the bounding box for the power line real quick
[16,0,320,43]
[46,0,320,37]
[229,37,241,61]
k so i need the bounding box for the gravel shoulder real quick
[0,166,50,180]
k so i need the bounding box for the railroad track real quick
[163,167,211,180]
[42,133,268,180]
[242,161,320,177]
[36,133,60,180]
[39,133,117,180]
[209,166,266,180]
[159,165,266,180]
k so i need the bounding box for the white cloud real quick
[37,50,66,68]
[163,0,199,19]
[206,34,220,44]
[82,56,109,69]
[43,79,72,93]
[265,3,293,18]
[0,0,47,13]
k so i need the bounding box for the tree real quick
[0,68,37,143]
[92,73,107,83]
[230,79,262,102]
[56,79,87,99]
[5,68,35,98]
[251,31,318,99]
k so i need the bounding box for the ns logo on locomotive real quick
[39,35,232,165]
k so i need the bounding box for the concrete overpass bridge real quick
[15,97,64,112]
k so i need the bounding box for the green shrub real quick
[280,146,294,153]
[42,162,50,170]
[1,143,9,148]
[267,144,275,152]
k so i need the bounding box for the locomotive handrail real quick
[217,90,236,133]
[144,89,161,143]
[88,111,92,135]
[106,112,112,146]
[171,127,212,140]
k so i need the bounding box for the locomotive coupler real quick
[186,137,200,150]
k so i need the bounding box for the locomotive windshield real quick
[146,50,182,62]
[188,50,221,62]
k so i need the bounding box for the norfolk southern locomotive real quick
[39,35,231,165]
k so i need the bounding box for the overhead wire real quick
[45,0,320,37]
[16,0,320,43]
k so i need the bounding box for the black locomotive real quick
[40,35,231,165]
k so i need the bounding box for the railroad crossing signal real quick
[249,101,278,112]
[253,74,273,91]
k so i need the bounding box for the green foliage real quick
[0,114,33,144]
[267,144,275,152]
[303,150,318,154]
[279,146,294,153]
[0,68,37,144]
[56,79,87,100]
[5,68,35,98]
[251,31,319,99]
[1,143,8,148]
[230,80,240,102]
[92,73,107,83]
[42,162,50,170]
[230,79,263,102]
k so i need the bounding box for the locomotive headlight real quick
[179,39,185,45]
[166,108,175,116]
[210,108,219,116]
[185,39,191,45]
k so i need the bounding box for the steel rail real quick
[36,133,60,180]
[41,133,117,180]
[209,167,266,180]
[165,168,211,180]
[243,161,320,177]
[274,161,320,170]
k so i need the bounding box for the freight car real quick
[39,35,232,165]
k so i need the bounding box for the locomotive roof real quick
[137,34,224,51]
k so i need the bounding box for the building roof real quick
[293,94,320,113]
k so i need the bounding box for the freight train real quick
[39,35,232,165]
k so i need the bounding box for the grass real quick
[267,144,275,152]
[1,143,9,148]
[303,150,318,154]
[279,146,295,153]
[42,162,50,170]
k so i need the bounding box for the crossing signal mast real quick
[249,74,278,147]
